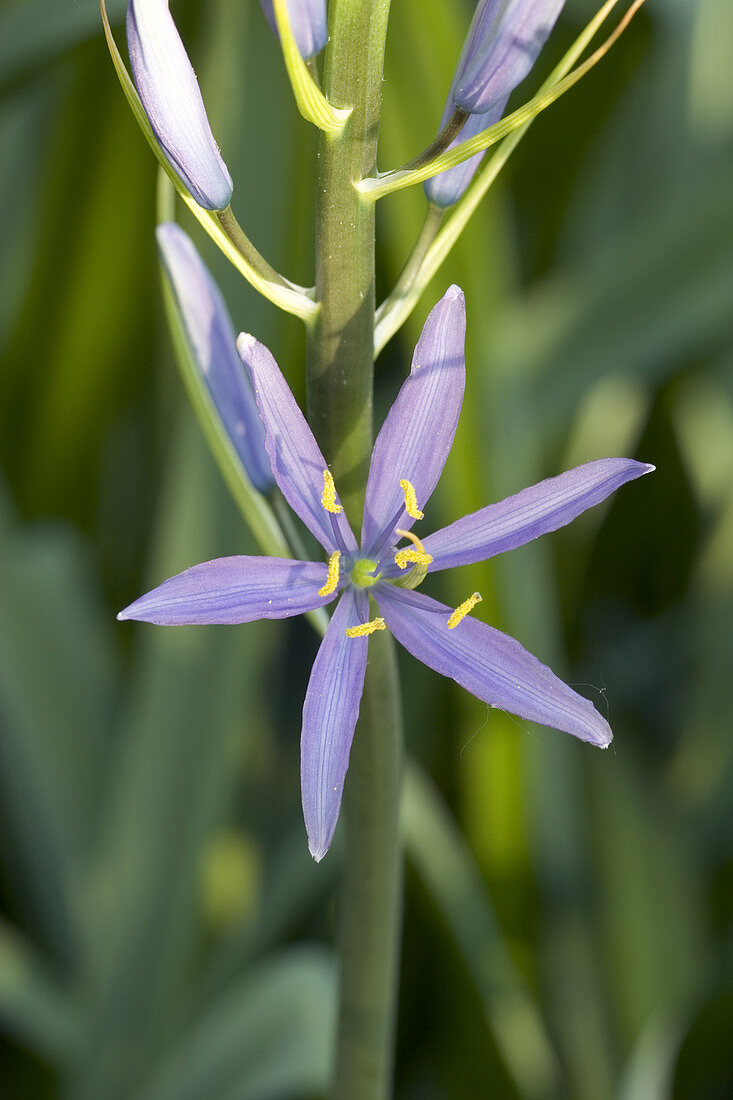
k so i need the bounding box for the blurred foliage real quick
[1,0,732,1097]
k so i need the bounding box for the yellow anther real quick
[393,528,431,590]
[447,592,482,630]
[321,469,342,514]
[318,551,341,597]
[345,617,387,638]
[394,547,433,570]
[399,478,423,520]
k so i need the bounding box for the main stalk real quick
[308,0,391,523]
[307,5,403,1099]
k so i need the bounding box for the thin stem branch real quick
[397,107,468,174]
[216,206,313,296]
[374,203,444,356]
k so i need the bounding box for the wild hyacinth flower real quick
[157,222,273,493]
[259,0,328,59]
[119,286,652,860]
[426,0,566,207]
[127,0,233,210]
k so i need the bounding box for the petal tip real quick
[591,717,613,749]
[236,332,257,357]
[642,462,656,475]
[308,837,329,863]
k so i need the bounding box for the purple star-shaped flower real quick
[119,286,652,860]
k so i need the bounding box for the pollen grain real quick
[321,469,342,513]
[394,547,433,570]
[345,617,387,638]
[399,478,423,520]
[447,592,482,630]
[318,551,341,597]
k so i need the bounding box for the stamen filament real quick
[318,551,341,597]
[392,528,431,589]
[345,617,387,638]
[447,591,482,629]
[400,478,424,520]
[393,526,433,571]
[321,469,342,513]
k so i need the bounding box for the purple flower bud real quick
[453,0,566,115]
[259,0,328,59]
[127,1,233,210]
[424,98,506,209]
[425,0,565,207]
[156,223,273,494]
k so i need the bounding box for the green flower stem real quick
[308,0,392,525]
[334,629,403,1100]
[306,4,403,1098]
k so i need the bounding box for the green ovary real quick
[351,558,381,588]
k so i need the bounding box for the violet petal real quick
[422,459,654,572]
[301,588,370,861]
[376,585,611,747]
[361,286,466,552]
[237,333,358,556]
[118,556,334,625]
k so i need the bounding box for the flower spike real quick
[126,0,233,210]
[259,0,328,59]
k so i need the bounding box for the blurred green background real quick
[1,0,732,1096]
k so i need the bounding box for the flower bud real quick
[453,0,566,116]
[259,0,328,59]
[127,0,233,210]
[424,99,506,209]
[425,0,565,208]
[157,223,273,494]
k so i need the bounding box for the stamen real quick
[399,478,424,520]
[393,528,431,566]
[318,551,341,597]
[392,529,431,590]
[447,591,482,630]
[394,547,432,570]
[321,469,342,514]
[345,617,387,638]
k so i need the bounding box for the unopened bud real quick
[127,0,233,210]
[259,0,328,59]
[157,223,273,493]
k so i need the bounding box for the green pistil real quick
[351,558,381,588]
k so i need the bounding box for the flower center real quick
[350,557,381,588]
